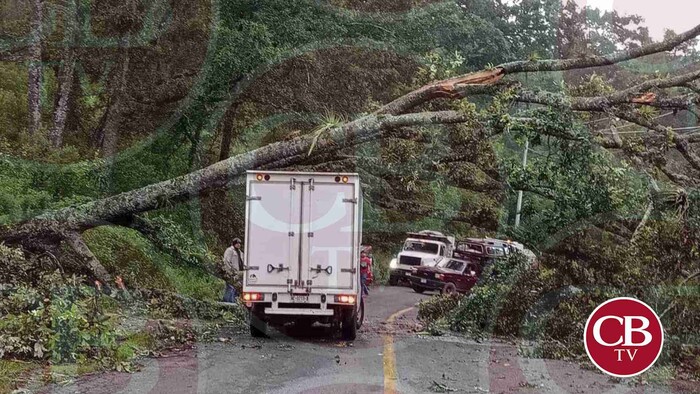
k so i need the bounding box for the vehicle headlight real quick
[389,258,397,269]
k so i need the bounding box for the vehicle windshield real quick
[487,246,505,256]
[403,240,439,254]
[442,260,464,272]
[458,242,483,253]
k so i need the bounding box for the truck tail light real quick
[335,295,356,304]
[255,173,271,181]
[242,292,263,302]
[435,273,444,280]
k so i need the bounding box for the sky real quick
[574,0,699,40]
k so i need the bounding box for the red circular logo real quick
[584,297,664,377]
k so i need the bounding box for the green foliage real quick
[414,49,466,84]
[83,227,173,291]
[369,250,393,285]
[0,271,118,365]
[416,253,532,338]
[499,111,647,246]
[308,111,346,156]
[0,63,28,141]
[0,359,38,394]
[448,253,532,337]
[161,263,224,303]
[0,157,106,225]
[418,294,464,323]
[566,74,614,97]
[144,215,217,269]
[83,225,223,302]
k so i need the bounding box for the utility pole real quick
[514,139,529,227]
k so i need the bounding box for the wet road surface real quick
[47,286,684,393]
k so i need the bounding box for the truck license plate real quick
[291,295,308,302]
[420,278,427,284]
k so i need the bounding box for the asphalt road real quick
[47,286,684,394]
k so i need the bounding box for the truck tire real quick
[441,282,457,295]
[249,308,268,338]
[411,285,425,294]
[341,308,357,340]
[355,299,365,329]
[388,276,399,286]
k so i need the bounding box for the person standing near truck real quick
[360,250,371,296]
[222,237,244,302]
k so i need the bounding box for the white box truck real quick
[388,230,455,286]
[241,171,364,340]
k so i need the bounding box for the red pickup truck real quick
[408,257,480,294]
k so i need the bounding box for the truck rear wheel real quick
[341,307,357,340]
[249,307,268,338]
[355,299,365,329]
[388,276,399,286]
[411,285,426,294]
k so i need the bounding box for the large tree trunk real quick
[218,113,235,161]
[27,0,43,136]
[2,23,700,281]
[48,53,76,147]
[0,111,469,243]
[97,47,130,156]
[48,0,79,148]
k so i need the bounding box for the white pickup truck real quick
[241,171,364,340]
[388,230,455,285]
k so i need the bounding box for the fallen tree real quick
[2,23,700,283]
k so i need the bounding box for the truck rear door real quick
[300,177,357,290]
[245,178,301,289]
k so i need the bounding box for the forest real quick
[0,0,698,391]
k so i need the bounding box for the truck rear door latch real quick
[342,198,357,204]
[267,264,290,273]
[246,196,261,201]
[310,265,332,275]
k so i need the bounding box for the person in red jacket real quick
[360,250,371,296]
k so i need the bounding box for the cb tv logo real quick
[584,297,664,378]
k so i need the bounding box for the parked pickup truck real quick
[242,171,364,340]
[388,230,455,286]
[409,257,480,294]
[454,238,523,266]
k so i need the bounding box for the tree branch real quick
[499,23,700,73]
[377,23,700,115]
[64,232,113,284]
[516,68,700,111]
[614,109,700,172]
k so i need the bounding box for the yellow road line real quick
[383,306,414,394]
